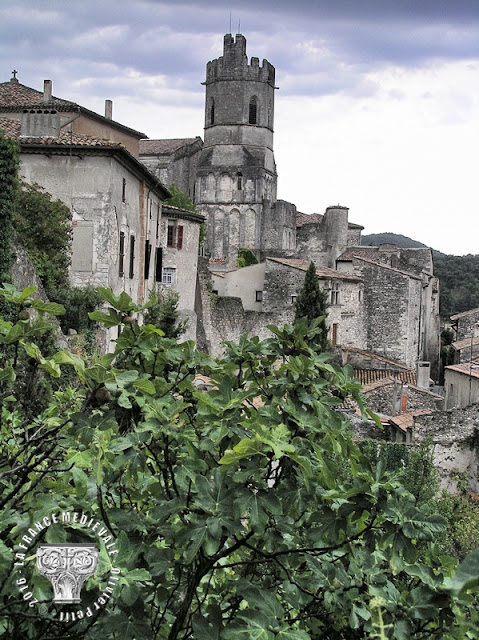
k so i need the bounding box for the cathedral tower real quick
[195,34,277,265]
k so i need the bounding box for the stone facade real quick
[159,205,204,341]
[17,141,167,309]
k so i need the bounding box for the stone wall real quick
[196,258,292,357]
[357,259,421,367]
[413,405,479,492]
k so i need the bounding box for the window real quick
[144,240,152,280]
[291,295,297,304]
[167,220,184,249]
[177,225,184,250]
[255,290,263,302]
[249,97,257,125]
[331,281,340,305]
[119,231,125,277]
[162,267,176,286]
[122,178,126,203]
[210,99,215,125]
[167,222,175,247]
[237,172,243,190]
[129,235,135,278]
[358,290,362,302]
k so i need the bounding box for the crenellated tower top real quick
[205,34,275,86]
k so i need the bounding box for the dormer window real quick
[249,97,257,125]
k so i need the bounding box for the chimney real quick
[43,80,52,103]
[105,100,113,120]
[416,361,430,390]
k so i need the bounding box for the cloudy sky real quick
[2,0,478,255]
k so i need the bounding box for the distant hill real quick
[361,232,429,249]
[360,232,479,318]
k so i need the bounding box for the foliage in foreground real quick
[0,285,479,639]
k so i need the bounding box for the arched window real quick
[210,99,215,125]
[237,172,243,190]
[249,96,258,125]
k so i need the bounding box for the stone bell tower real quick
[195,33,277,266]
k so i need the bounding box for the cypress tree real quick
[0,132,19,282]
[294,261,329,351]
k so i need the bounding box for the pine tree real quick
[294,261,329,351]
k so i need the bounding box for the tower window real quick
[237,172,243,190]
[249,97,257,125]
[210,99,215,125]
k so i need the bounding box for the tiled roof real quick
[139,138,200,155]
[0,119,124,148]
[453,336,479,351]
[0,116,20,137]
[162,204,204,223]
[343,346,413,370]
[450,307,479,321]
[296,212,323,227]
[339,253,422,280]
[338,247,397,261]
[266,257,362,282]
[355,369,417,386]
[0,80,75,109]
[445,361,479,379]
[295,211,363,230]
[390,410,433,432]
[0,79,146,138]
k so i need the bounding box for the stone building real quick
[139,137,202,200]
[444,360,479,410]
[159,204,205,341]
[1,116,168,305]
[141,32,440,376]
[0,77,145,157]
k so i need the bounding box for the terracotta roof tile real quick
[453,336,479,351]
[355,369,417,386]
[0,80,76,110]
[450,307,479,321]
[390,410,433,431]
[296,212,323,227]
[0,116,21,137]
[0,115,123,148]
[445,360,479,379]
